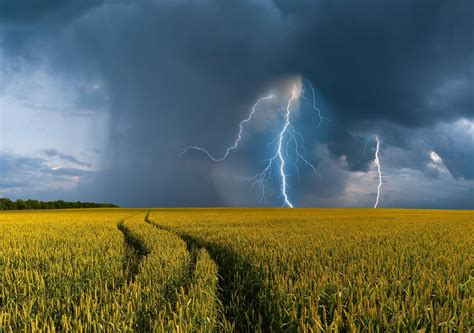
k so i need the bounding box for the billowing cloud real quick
[0,151,94,200]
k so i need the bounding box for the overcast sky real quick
[0,0,472,208]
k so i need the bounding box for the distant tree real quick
[0,198,118,211]
[26,199,40,210]
[55,200,65,209]
[15,199,27,210]
[0,198,15,210]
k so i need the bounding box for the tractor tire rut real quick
[117,218,150,283]
[145,211,268,332]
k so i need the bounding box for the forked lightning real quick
[178,94,274,161]
[179,78,324,207]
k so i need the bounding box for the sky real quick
[0,0,473,208]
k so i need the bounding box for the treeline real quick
[0,198,118,211]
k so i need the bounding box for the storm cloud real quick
[1,0,472,208]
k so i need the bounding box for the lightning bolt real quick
[249,84,319,207]
[302,77,329,127]
[178,94,274,161]
[277,86,298,207]
[373,135,382,208]
[180,77,324,207]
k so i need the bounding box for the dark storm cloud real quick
[0,0,103,53]
[326,132,374,172]
[1,0,472,207]
[278,0,473,124]
[426,121,474,180]
[0,0,103,24]
[276,0,473,173]
[355,120,474,181]
[52,0,293,206]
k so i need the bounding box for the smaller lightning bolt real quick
[302,77,329,127]
[373,135,382,208]
[178,94,274,161]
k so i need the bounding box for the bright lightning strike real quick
[180,77,325,207]
[373,135,382,208]
[277,86,298,207]
[249,84,320,207]
[178,94,274,161]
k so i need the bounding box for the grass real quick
[1,208,472,331]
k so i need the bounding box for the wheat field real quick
[1,208,472,332]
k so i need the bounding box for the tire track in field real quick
[144,211,226,331]
[117,214,155,332]
[145,212,267,332]
[145,211,211,307]
[117,212,150,283]
[144,210,198,287]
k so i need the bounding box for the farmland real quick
[1,209,473,331]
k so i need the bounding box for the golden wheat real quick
[1,208,472,332]
[149,208,474,332]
